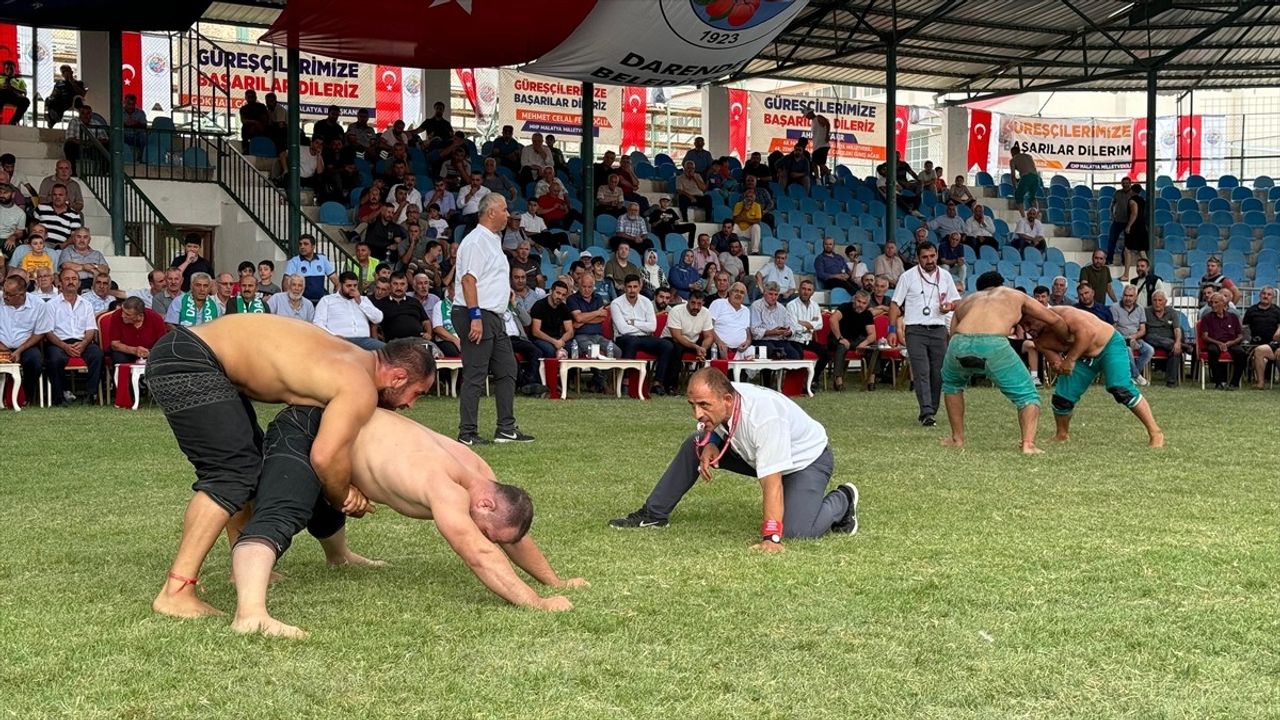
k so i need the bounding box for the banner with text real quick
[747,92,894,162]
[498,69,622,147]
[995,116,1134,172]
[176,40,421,125]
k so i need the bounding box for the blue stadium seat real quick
[1154,209,1173,226]
[1046,208,1067,225]
[1071,220,1092,238]
[664,233,689,252]
[1050,175,1070,188]
[1218,174,1240,188]
[182,147,211,169]
[1264,224,1280,240]
[1155,175,1174,189]
[1254,175,1274,189]
[1197,223,1221,241]
[1045,247,1066,265]
[1195,186,1217,203]
[1180,211,1203,225]
[1225,236,1252,253]
[1072,185,1094,198]
[1022,247,1043,266]
[1230,186,1252,203]
[1244,211,1266,226]
[1001,246,1021,263]
[1241,197,1264,214]
[1048,184,1069,198]
[318,202,348,225]
[1229,223,1252,239]
[1064,261,1081,279]
[979,245,999,264]
[1210,210,1234,227]
[1194,234,1219,254]
[1162,236,1186,254]
[248,136,277,158]
[1159,186,1182,202]
[1207,197,1231,214]
[976,172,994,187]
[1186,175,1207,188]
[596,215,618,236]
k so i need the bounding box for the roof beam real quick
[856,3,1078,36]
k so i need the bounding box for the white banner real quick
[748,91,892,161]
[996,116,1134,172]
[524,0,810,86]
[498,69,622,147]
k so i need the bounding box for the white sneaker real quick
[1033,376,1043,387]
[1135,374,1149,386]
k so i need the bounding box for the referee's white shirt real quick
[453,224,510,313]
[891,265,959,327]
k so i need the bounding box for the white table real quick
[555,358,649,399]
[724,359,817,397]
[130,363,147,409]
[436,358,464,397]
[0,363,20,411]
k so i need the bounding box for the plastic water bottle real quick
[569,341,579,359]
[709,345,719,360]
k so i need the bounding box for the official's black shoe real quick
[921,415,937,427]
[830,483,860,535]
[458,433,490,446]
[494,429,535,443]
[608,509,669,529]
[519,383,549,397]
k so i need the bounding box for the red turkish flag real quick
[374,65,402,131]
[0,24,15,124]
[727,88,747,161]
[122,32,142,102]
[1129,117,1148,181]
[967,109,992,172]
[620,86,647,154]
[894,106,909,156]
[456,69,479,118]
[1177,114,1202,179]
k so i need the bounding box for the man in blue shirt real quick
[284,234,337,303]
[682,136,713,179]
[1073,282,1113,323]
[491,125,523,173]
[813,236,855,293]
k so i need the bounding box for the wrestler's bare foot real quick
[939,436,964,448]
[1051,433,1070,443]
[1148,431,1165,448]
[231,614,308,639]
[1020,443,1044,455]
[326,551,387,568]
[152,588,224,619]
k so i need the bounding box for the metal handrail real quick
[77,125,184,269]
[168,26,233,135]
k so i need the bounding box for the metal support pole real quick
[287,46,302,255]
[581,81,595,246]
[1146,67,1157,242]
[885,38,898,240]
[29,24,38,125]
[108,30,126,255]
[1239,110,1246,180]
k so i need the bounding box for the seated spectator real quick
[1073,282,1112,323]
[430,284,462,356]
[374,271,430,342]
[411,272,441,315]
[410,101,453,145]
[1048,275,1073,306]
[390,174,423,218]
[659,288,714,392]
[491,125,524,173]
[603,242,642,295]
[595,173,626,218]
[36,183,84,250]
[646,195,695,248]
[676,162,711,221]
[640,249,666,296]
[1079,250,1116,303]
[787,279,828,381]
[533,165,558,199]
[567,271,619,361]
[62,103,107,175]
[778,143,812,192]
[963,204,997,250]
[44,64,86,127]
[0,61,30,126]
[847,246,869,282]
[19,232,55,276]
[368,275,391,302]
[1201,291,1245,389]
[103,296,167,364]
[313,271,384,350]
[545,134,569,174]
[698,262,719,296]
[238,90,270,150]
[344,107,377,159]
[1,156,32,207]
[518,132,553,186]
[1130,257,1165,307]
[709,282,752,358]
[1011,206,1047,254]
[501,289,547,395]
[615,156,649,212]
[653,286,673,313]
[346,240,378,293]
[828,290,878,391]
[869,275,893,316]
[612,202,652,254]
[57,228,109,290]
[420,203,449,241]
[669,249,700,300]
[212,272,235,314]
[1143,290,1184,387]
[456,173,491,230]
[1200,256,1241,305]
[900,226,924,268]
[45,267,104,405]
[1244,286,1280,389]
[38,159,86,213]
[741,175,775,230]
[311,105,346,145]
[264,274,312,321]
[588,256,614,302]
[261,92,289,151]
[225,275,269,314]
[235,261,256,292]
[508,240,543,288]
[529,279,575,359]
[421,179,459,225]
[0,182,23,254]
[152,268,183,316]
[379,157,411,190]
[122,94,148,161]
[732,189,764,253]
[0,274,52,402]
[719,238,750,289]
[80,272,117,314]
[750,282,801,359]
[708,220,737,255]
[480,157,519,203]
[874,241,905,287]
[691,233,717,274]
[611,274,670,389]
[286,234,338,302]
[511,266,546,316]
[938,231,967,283]
[756,249,797,301]
[859,271,876,294]
[1112,284,1151,385]
[928,201,966,242]
[932,166,948,192]
[916,160,937,190]
[708,270,732,303]
[683,137,713,179]
[814,236,855,293]
[126,268,167,311]
[742,152,773,181]
[30,267,60,302]
[253,260,279,296]
[437,146,471,193]
[705,159,729,201]
[949,175,976,208]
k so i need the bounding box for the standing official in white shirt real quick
[889,241,960,426]
[453,193,533,446]
[609,368,859,549]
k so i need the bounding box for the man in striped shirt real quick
[36,183,83,249]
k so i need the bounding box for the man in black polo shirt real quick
[1244,286,1280,389]
[373,271,429,342]
[528,280,575,358]
[170,234,214,292]
[363,202,406,264]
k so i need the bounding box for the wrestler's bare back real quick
[951,287,1039,335]
[191,314,378,406]
[1031,306,1111,357]
[348,410,493,520]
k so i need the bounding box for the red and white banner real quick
[994,115,1134,171]
[456,69,480,119]
[522,0,810,86]
[498,68,622,147]
[967,109,992,172]
[1154,114,1225,180]
[620,86,647,154]
[1129,117,1148,181]
[374,65,401,131]
[121,32,172,115]
[727,88,748,161]
[746,91,898,162]
[894,105,909,157]
[474,68,498,122]
[1177,114,1202,179]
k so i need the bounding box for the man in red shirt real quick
[103,296,168,364]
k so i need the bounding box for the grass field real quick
[1,385,1277,719]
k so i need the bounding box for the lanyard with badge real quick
[695,393,742,467]
[918,266,944,317]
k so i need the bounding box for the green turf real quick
[1,386,1277,719]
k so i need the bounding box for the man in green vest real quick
[0,61,29,126]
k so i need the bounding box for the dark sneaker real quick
[519,383,549,397]
[494,429,535,443]
[458,433,490,446]
[921,415,937,427]
[650,384,666,396]
[608,509,669,529]
[830,483,860,535]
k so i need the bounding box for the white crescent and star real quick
[895,117,905,131]
[381,70,397,89]
[730,101,744,118]
[973,123,986,139]
[1137,129,1148,144]
[122,64,137,82]
[430,0,473,13]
